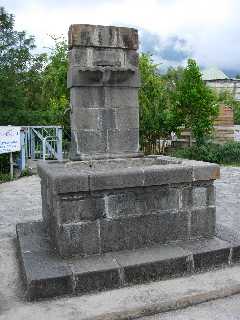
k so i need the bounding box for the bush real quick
[0,153,10,173]
[0,173,11,183]
[172,142,240,165]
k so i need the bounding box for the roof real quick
[201,67,229,81]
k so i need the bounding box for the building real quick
[202,67,240,101]
[202,67,238,143]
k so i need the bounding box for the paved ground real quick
[1,167,240,319]
[144,294,240,320]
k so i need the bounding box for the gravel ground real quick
[0,167,240,319]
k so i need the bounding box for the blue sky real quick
[2,0,240,75]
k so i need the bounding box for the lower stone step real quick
[16,221,240,300]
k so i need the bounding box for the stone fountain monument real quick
[16,24,239,300]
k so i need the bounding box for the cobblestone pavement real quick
[0,167,240,319]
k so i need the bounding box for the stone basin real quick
[38,156,220,258]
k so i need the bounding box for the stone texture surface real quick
[114,245,191,285]
[68,25,140,160]
[15,220,240,300]
[68,24,139,49]
[190,206,216,238]
[179,238,230,270]
[37,156,219,257]
[56,221,101,257]
[71,254,121,294]
[100,211,189,253]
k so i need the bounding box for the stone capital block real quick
[67,66,140,88]
[69,47,138,68]
[68,24,138,49]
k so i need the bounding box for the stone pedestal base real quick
[16,155,223,300]
[16,221,240,300]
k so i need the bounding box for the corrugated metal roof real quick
[201,67,229,81]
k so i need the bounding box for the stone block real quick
[190,207,216,239]
[143,165,193,187]
[191,162,220,181]
[68,24,138,50]
[179,238,230,270]
[67,66,140,88]
[71,129,107,155]
[57,221,100,257]
[115,107,139,130]
[107,128,139,153]
[102,109,117,129]
[20,251,73,300]
[16,222,51,253]
[192,187,207,207]
[38,161,90,194]
[105,186,180,218]
[57,194,105,223]
[67,67,102,88]
[68,47,90,67]
[93,48,125,67]
[71,108,116,130]
[71,254,120,294]
[89,166,144,191]
[100,211,189,253]
[215,224,240,263]
[70,87,139,109]
[107,69,140,87]
[207,184,216,205]
[71,87,105,108]
[182,184,214,209]
[53,171,90,194]
[104,87,139,108]
[106,190,146,218]
[113,245,191,285]
[72,108,102,130]
[181,186,192,208]
[232,246,240,263]
[69,47,127,68]
[126,50,139,67]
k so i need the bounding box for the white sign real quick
[0,126,21,154]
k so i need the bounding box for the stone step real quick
[16,221,240,301]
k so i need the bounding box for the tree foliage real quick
[139,54,182,148]
[174,59,218,145]
[0,7,47,125]
[139,56,219,146]
[0,7,69,127]
[41,36,69,128]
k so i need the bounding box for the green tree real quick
[0,7,47,125]
[174,59,218,145]
[139,54,181,150]
[41,36,69,129]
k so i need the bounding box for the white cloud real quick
[2,0,240,73]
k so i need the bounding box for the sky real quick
[2,0,240,76]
